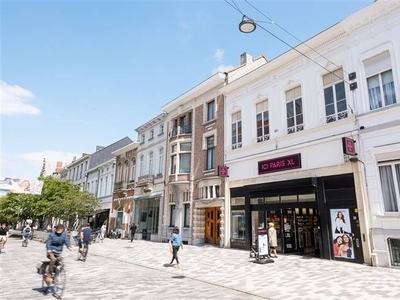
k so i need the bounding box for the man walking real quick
[129,223,137,242]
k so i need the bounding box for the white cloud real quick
[213,49,225,63]
[212,64,235,74]
[0,81,40,115]
[18,150,79,168]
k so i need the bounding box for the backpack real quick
[25,227,31,233]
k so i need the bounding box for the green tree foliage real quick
[0,176,99,227]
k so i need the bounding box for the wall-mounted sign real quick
[342,137,356,156]
[218,166,229,177]
[258,153,302,175]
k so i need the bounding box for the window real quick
[149,129,154,140]
[159,124,164,135]
[116,208,123,229]
[256,101,269,142]
[124,161,129,182]
[105,176,108,195]
[170,145,177,174]
[87,182,90,192]
[379,162,400,212]
[184,204,190,227]
[158,148,164,175]
[232,211,245,240]
[364,51,396,110]
[323,68,347,123]
[231,111,242,149]
[286,87,303,134]
[169,205,176,227]
[141,134,145,144]
[117,163,123,182]
[139,155,145,176]
[207,100,215,121]
[99,178,103,197]
[148,152,154,175]
[131,159,136,181]
[206,136,215,170]
[179,142,191,173]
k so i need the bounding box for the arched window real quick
[131,159,136,182]
[158,148,164,175]
[117,163,123,182]
[139,155,145,176]
[148,152,154,175]
[124,161,129,182]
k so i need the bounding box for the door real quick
[329,207,364,263]
[205,207,221,244]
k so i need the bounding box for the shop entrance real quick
[251,207,319,256]
[205,207,221,244]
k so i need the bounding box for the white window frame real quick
[256,100,270,143]
[231,111,242,150]
[158,148,164,175]
[286,86,304,134]
[323,68,348,123]
[148,151,154,175]
[378,161,400,213]
[206,99,215,122]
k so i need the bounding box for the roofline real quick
[135,112,168,132]
[111,141,140,156]
[65,154,91,169]
[162,72,226,112]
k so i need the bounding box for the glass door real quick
[282,209,297,253]
[266,210,282,253]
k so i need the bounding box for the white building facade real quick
[134,113,167,241]
[221,0,399,266]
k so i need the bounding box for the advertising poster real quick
[0,177,44,195]
[258,232,269,256]
[330,208,354,259]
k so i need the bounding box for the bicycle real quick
[78,243,89,262]
[38,256,66,299]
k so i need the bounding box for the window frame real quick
[206,100,215,122]
[323,69,348,123]
[206,136,215,170]
[286,86,304,134]
[184,203,190,228]
[231,111,242,150]
[378,161,400,213]
[256,100,270,143]
[169,204,176,227]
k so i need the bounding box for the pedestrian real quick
[22,223,32,247]
[130,223,137,242]
[169,226,183,268]
[0,222,9,253]
[100,224,106,242]
[268,222,278,258]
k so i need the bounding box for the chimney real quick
[72,156,76,161]
[240,52,253,65]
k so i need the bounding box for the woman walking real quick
[169,226,183,268]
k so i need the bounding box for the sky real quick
[1,0,373,181]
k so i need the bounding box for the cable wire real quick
[224,0,350,85]
[244,0,347,75]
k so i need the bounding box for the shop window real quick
[299,194,316,202]
[232,211,245,240]
[231,197,245,206]
[250,198,265,205]
[184,204,190,228]
[378,162,400,212]
[281,195,298,203]
[265,196,279,203]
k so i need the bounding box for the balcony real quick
[169,125,192,138]
[136,175,154,187]
[114,181,127,190]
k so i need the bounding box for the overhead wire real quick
[224,0,350,85]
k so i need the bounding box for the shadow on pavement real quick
[163,263,174,267]
[171,275,185,279]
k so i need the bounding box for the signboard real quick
[218,166,229,177]
[0,177,44,195]
[342,137,356,156]
[257,228,269,256]
[258,153,302,175]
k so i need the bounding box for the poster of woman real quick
[330,209,354,259]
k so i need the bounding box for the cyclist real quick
[45,224,72,284]
[80,223,92,251]
[0,223,9,253]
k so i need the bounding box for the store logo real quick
[258,153,302,175]
[342,137,356,156]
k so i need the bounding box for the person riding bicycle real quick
[45,224,72,284]
[22,223,32,246]
[0,223,9,252]
[80,223,92,252]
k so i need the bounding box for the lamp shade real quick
[239,18,256,33]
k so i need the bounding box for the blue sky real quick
[1,0,372,181]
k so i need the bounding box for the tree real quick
[0,176,99,229]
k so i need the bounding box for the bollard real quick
[371,253,378,267]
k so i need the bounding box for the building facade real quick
[63,154,90,190]
[110,142,139,238]
[221,0,399,266]
[134,113,167,241]
[85,137,133,228]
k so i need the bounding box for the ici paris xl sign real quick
[258,153,302,175]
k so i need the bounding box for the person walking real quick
[130,223,137,242]
[100,224,107,242]
[268,222,278,258]
[169,226,183,268]
[22,223,32,247]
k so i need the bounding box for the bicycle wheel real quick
[53,267,66,299]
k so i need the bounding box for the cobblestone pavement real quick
[1,236,400,300]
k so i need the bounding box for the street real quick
[1,236,400,300]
